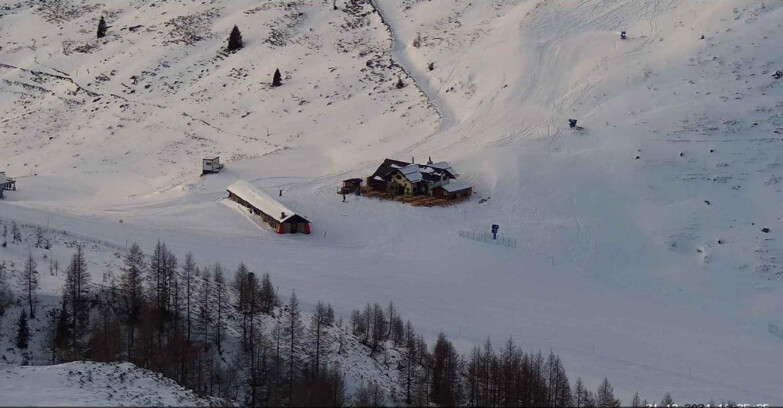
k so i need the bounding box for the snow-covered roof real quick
[441,181,473,193]
[427,161,459,177]
[227,180,308,223]
[399,164,423,183]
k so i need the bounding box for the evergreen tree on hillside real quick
[631,392,642,407]
[97,16,107,39]
[308,301,334,377]
[660,393,675,406]
[596,377,621,407]
[183,252,197,343]
[120,243,145,360]
[227,25,243,52]
[272,68,282,87]
[16,309,30,349]
[430,333,459,406]
[19,252,39,318]
[54,306,73,360]
[11,221,21,243]
[0,262,13,321]
[285,291,304,401]
[62,245,91,357]
[259,272,278,314]
[212,264,226,354]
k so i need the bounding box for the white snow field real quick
[1,0,783,404]
[0,361,221,406]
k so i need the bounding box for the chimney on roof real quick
[281,212,286,219]
[427,156,433,164]
[411,156,414,164]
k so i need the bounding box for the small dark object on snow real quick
[773,71,783,79]
[717,239,723,244]
[679,152,684,157]
[491,224,500,240]
[342,194,346,202]
[709,149,714,153]
[634,155,640,160]
[704,200,710,205]
[569,119,578,128]
[621,31,627,40]
[396,76,405,89]
[272,69,282,87]
[97,17,108,39]
[279,189,283,197]
[428,62,435,71]
[761,227,771,233]
[700,34,705,40]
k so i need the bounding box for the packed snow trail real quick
[371,0,458,135]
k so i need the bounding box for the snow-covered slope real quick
[0,361,222,406]
[2,0,783,404]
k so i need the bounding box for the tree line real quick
[0,233,686,407]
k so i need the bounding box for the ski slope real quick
[1,0,783,403]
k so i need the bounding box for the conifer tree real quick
[11,221,21,243]
[97,16,107,39]
[309,301,333,377]
[0,261,13,321]
[660,393,675,406]
[183,252,197,343]
[227,25,243,52]
[285,291,304,400]
[16,309,30,349]
[212,264,226,353]
[597,377,621,407]
[259,272,278,314]
[62,244,91,356]
[272,69,282,87]
[19,252,39,318]
[120,243,145,359]
[631,392,641,407]
[54,305,73,360]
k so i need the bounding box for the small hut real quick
[227,180,311,234]
[0,172,16,199]
[339,178,363,195]
[202,156,224,175]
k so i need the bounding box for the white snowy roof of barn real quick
[227,180,307,223]
[441,181,473,193]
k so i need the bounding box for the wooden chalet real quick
[367,158,470,199]
[227,180,310,234]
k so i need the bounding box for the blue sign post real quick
[491,224,499,240]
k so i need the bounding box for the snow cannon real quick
[621,31,627,40]
[491,224,500,240]
[569,119,578,128]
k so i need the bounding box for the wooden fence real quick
[458,230,517,249]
